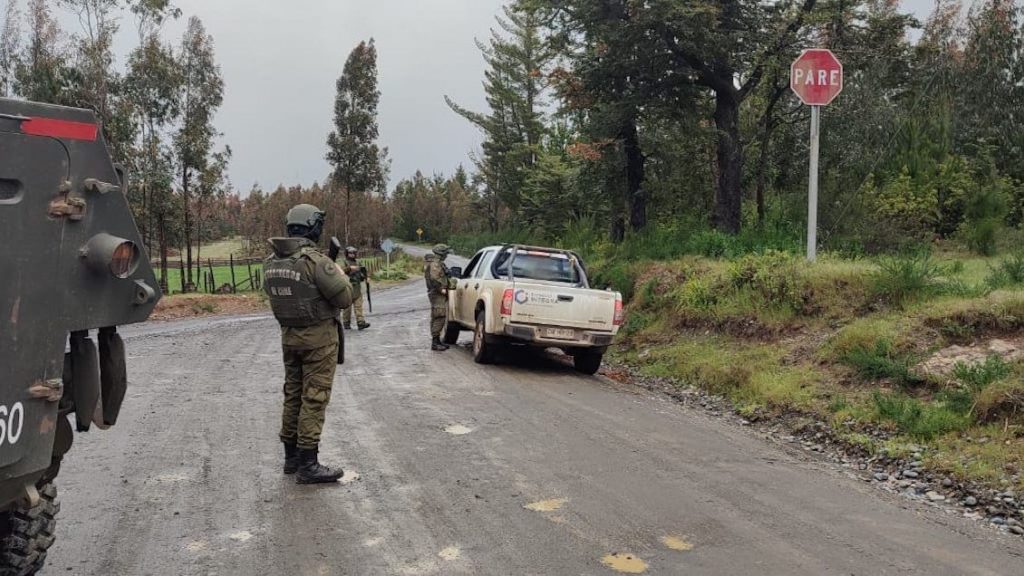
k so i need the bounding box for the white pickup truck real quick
[442,245,623,374]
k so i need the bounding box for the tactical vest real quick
[264,250,337,327]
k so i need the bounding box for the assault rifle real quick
[327,236,345,365]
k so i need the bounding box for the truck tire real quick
[573,350,603,375]
[472,312,494,364]
[0,483,58,576]
[442,318,461,345]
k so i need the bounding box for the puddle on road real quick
[662,535,693,551]
[438,546,461,561]
[524,498,568,512]
[601,552,648,574]
[444,424,473,435]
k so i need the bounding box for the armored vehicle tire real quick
[573,351,603,375]
[442,319,461,345]
[0,483,58,576]
[472,312,495,364]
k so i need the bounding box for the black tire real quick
[472,312,494,364]
[0,483,58,576]
[573,350,603,375]
[442,317,461,345]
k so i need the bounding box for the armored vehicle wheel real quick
[0,483,58,576]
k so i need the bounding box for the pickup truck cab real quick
[443,245,623,374]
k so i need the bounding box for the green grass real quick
[160,263,264,293]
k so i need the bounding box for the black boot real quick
[343,322,352,330]
[357,321,371,330]
[283,442,300,475]
[431,336,449,351]
[296,447,344,484]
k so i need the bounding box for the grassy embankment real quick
[448,223,1024,489]
[597,247,1024,490]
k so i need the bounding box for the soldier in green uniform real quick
[264,204,353,484]
[341,246,370,330]
[424,244,452,351]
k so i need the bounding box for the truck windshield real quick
[493,250,582,284]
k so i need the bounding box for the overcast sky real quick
[7,0,938,194]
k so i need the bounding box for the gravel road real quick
[47,247,1022,575]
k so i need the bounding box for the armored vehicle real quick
[0,99,162,574]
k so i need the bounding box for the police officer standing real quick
[424,244,452,351]
[264,204,352,484]
[342,246,370,330]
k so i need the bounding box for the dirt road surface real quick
[49,247,1021,575]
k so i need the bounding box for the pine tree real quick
[446,2,554,226]
[326,39,389,244]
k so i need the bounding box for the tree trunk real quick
[713,89,743,234]
[182,170,193,290]
[610,205,626,243]
[755,129,770,225]
[344,187,351,245]
[622,117,647,232]
[158,214,169,293]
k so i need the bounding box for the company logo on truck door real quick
[514,290,557,306]
[514,290,528,304]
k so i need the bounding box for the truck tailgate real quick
[509,283,616,331]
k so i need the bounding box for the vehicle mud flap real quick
[68,331,101,432]
[97,327,127,427]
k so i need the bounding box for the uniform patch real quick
[324,262,337,275]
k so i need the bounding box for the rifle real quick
[363,266,372,313]
[327,236,345,365]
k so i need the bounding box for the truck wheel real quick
[472,312,494,364]
[442,318,460,345]
[0,483,58,576]
[573,351,603,375]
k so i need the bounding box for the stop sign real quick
[791,49,843,106]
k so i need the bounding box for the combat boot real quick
[343,322,352,330]
[431,336,449,351]
[296,447,344,484]
[357,321,371,330]
[283,442,300,475]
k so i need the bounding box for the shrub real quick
[952,356,1012,392]
[728,250,804,309]
[591,262,637,302]
[872,391,971,439]
[871,252,948,307]
[841,339,923,387]
[985,251,1024,289]
[975,378,1024,422]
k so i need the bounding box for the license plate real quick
[543,328,576,340]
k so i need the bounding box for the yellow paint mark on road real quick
[363,537,383,547]
[185,541,207,553]
[662,535,694,551]
[444,424,473,435]
[524,498,568,512]
[438,546,461,561]
[340,471,361,485]
[228,531,253,543]
[601,552,648,574]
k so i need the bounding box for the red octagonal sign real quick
[791,49,843,106]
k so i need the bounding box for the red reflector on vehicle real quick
[21,117,98,141]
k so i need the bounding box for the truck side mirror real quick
[448,267,463,279]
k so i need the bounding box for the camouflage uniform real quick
[342,255,368,328]
[424,245,451,350]
[265,237,352,451]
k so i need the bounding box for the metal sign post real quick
[808,105,820,262]
[381,238,395,276]
[791,48,843,263]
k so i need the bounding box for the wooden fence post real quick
[229,254,237,293]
